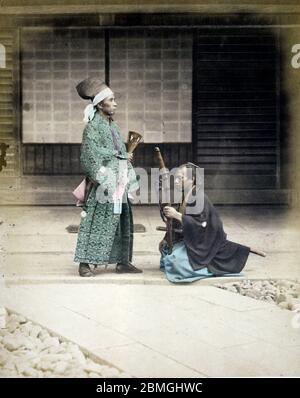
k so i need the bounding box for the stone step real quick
[2,251,300,286]
[1,230,300,253]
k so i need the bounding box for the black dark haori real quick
[181,192,250,276]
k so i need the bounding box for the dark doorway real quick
[193,27,279,190]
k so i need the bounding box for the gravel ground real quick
[215,279,300,311]
[0,311,129,378]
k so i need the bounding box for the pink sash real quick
[72,178,86,207]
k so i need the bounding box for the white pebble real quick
[42,337,60,350]
[54,361,68,375]
[2,335,22,351]
[89,372,101,378]
[84,361,103,374]
[30,326,42,339]
[100,367,120,377]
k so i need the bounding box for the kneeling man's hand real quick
[163,206,182,221]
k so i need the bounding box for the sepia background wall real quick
[0,1,299,207]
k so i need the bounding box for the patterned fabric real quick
[74,113,138,265]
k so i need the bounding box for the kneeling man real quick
[160,163,265,283]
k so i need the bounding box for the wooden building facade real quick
[0,1,300,205]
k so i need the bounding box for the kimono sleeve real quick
[127,162,139,193]
[80,125,118,184]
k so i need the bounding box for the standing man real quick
[74,78,142,276]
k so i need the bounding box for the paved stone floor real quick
[0,205,299,377]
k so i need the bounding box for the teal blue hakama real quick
[160,242,242,283]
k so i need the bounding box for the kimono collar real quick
[94,112,114,126]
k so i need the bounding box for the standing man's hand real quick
[127,153,134,163]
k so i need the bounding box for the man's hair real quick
[179,162,203,186]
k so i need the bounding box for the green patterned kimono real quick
[74,112,138,265]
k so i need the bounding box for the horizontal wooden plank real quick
[195,44,276,52]
[195,101,276,109]
[205,189,290,205]
[0,61,13,69]
[194,91,276,99]
[195,83,275,91]
[196,107,276,115]
[0,170,16,177]
[196,31,274,36]
[195,133,276,139]
[0,35,13,41]
[0,109,13,117]
[196,35,275,46]
[196,163,276,171]
[0,81,13,86]
[0,137,15,143]
[0,70,13,79]
[0,103,13,111]
[0,140,15,149]
[194,68,276,79]
[0,37,14,43]
[197,148,276,155]
[0,129,14,137]
[196,52,276,61]
[0,91,13,98]
[0,157,15,164]
[0,89,13,100]
[0,93,13,101]
[196,126,276,134]
[195,88,276,95]
[0,121,14,127]
[196,60,276,69]
[196,155,276,163]
[0,120,14,127]
[0,48,13,55]
[197,117,276,123]
[197,140,276,147]
[197,64,276,71]
[196,115,276,123]
[203,174,277,189]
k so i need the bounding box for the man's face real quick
[97,94,117,116]
[174,166,193,192]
